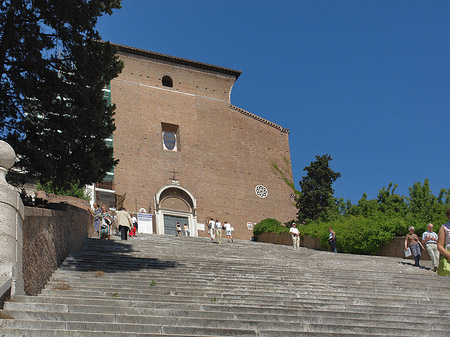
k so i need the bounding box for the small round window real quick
[255,185,268,198]
[163,131,176,150]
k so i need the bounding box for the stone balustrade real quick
[0,140,94,305]
[0,140,25,303]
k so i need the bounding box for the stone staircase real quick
[0,234,448,336]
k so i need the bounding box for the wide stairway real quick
[1,234,448,336]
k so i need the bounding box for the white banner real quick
[138,213,153,234]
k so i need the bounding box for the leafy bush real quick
[253,218,289,236]
[299,214,410,255]
[36,180,90,201]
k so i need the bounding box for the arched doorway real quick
[154,184,197,236]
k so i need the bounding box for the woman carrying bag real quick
[437,207,450,276]
[405,226,425,267]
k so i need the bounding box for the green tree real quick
[406,179,448,230]
[0,0,123,190]
[376,183,407,215]
[296,154,341,224]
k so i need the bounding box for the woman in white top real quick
[208,218,215,241]
[224,221,233,242]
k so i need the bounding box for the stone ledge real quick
[256,232,431,260]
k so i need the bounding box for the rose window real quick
[255,185,268,198]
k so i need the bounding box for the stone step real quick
[4,308,450,334]
[5,302,447,324]
[35,290,422,308]
[56,254,434,275]
[0,330,202,337]
[55,259,429,278]
[39,287,444,313]
[44,277,444,303]
[52,266,437,296]
[0,328,407,337]
[9,294,447,317]
[0,319,256,336]
[1,317,443,337]
[37,286,446,313]
[5,300,444,323]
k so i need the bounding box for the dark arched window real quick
[162,75,173,87]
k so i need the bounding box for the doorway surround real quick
[154,183,198,236]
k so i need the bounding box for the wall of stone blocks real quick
[22,205,94,295]
[257,232,432,260]
[256,232,323,250]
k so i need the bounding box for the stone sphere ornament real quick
[0,140,16,170]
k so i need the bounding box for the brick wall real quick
[22,205,94,295]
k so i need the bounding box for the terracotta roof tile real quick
[111,42,242,79]
[229,105,289,133]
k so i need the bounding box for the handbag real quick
[413,237,423,252]
[404,248,412,258]
[437,249,450,277]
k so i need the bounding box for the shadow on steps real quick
[62,238,182,273]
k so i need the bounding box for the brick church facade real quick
[101,43,296,239]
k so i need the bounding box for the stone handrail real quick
[0,140,25,303]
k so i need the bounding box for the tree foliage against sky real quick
[299,179,450,255]
[0,0,123,189]
[296,154,341,223]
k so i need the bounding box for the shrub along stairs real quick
[0,234,448,336]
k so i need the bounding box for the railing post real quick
[0,140,24,296]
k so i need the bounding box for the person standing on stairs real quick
[437,207,450,274]
[215,218,222,244]
[405,226,425,267]
[98,205,112,240]
[290,223,300,250]
[208,218,216,241]
[130,215,138,237]
[421,223,439,272]
[328,227,337,253]
[224,221,233,242]
[183,223,190,237]
[92,203,102,238]
[176,222,182,237]
[116,207,134,240]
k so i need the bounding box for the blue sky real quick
[97,0,449,203]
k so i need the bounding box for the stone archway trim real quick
[154,184,198,237]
